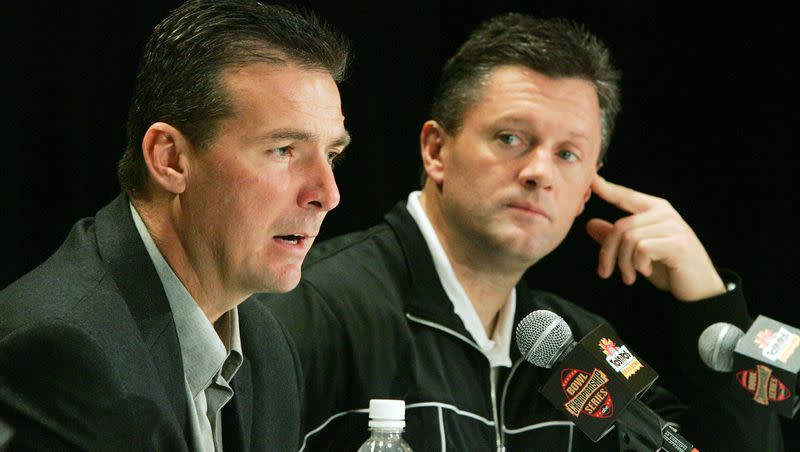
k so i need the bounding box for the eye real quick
[558,149,579,162]
[269,145,293,158]
[327,150,344,167]
[498,133,522,146]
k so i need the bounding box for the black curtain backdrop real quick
[4,0,798,447]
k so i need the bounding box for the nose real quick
[299,154,340,211]
[518,147,554,190]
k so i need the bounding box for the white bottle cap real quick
[368,399,406,429]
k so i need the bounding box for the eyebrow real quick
[493,117,591,144]
[333,130,352,149]
[260,128,351,149]
[491,117,532,131]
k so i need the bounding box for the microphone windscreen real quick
[698,322,745,372]
[516,310,573,368]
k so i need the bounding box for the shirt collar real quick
[406,191,515,367]
[129,202,243,396]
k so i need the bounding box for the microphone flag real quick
[733,315,800,418]
[539,323,658,441]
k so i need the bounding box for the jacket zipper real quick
[406,313,505,451]
[405,314,572,450]
[498,358,525,452]
[490,367,504,452]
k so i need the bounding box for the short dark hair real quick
[431,13,620,162]
[118,0,350,196]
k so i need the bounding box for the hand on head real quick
[586,175,725,302]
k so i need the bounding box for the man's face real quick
[179,62,347,294]
[431,65,601,269]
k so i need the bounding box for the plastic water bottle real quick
[356,399,414,452]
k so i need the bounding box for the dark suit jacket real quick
[0,194,302,451]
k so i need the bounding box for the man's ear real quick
[576,185,592,216]
[576,163,603,216]
[420,120,447,185]
[141,122,191,195]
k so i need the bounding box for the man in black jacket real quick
[0,0,349,449]
[265,13,783,451]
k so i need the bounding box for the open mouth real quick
[275,234,305,245]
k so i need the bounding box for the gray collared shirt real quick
[131,203,243,452]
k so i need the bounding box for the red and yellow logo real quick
[755,328,800,364]
[560,368,614,418]
[598,338,643,379]
[736,364,792,405]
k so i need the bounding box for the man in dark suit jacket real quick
[0,0,350,450]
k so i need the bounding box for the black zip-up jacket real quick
[264,202,783,451]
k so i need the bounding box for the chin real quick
[503,241,551,265]
[273,279,301,293]
[267,268,303,293]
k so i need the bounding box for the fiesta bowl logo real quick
[560,368,614,418]
[736,364,792,405]
[598,338,643,379]
[755,327,800,364]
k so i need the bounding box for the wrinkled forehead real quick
[189,61,348,154]
[222,62,342,111]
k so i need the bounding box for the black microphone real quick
[697,315,800,418]
[516,310,698,452]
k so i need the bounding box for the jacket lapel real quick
[94,194,189,439]
[222,358,253,452]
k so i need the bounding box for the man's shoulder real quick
[305,221,397,267]
[0,212,187,449]
[262,219,411,319]
[0,195,152,332]
[0,216,112,327]
[0,210,152,366]
[239,299,293,347]
[300,221,407,287]
[0,244,145,363]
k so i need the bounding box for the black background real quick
[3,1,798,447]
